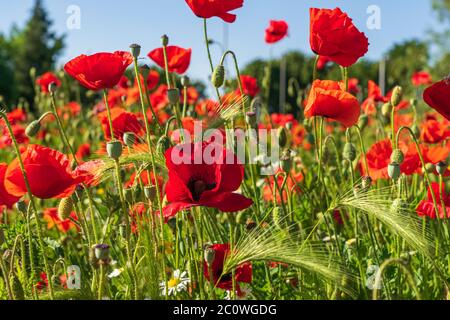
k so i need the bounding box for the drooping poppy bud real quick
[277,127,288,148]
[9,274,25,300]
[343,143,357,161]
[167,88,180,105]
[16,200,27,215]
[25,120,41,137]
[157,135,172,155]
[391,86,403,107]
[204,246,216,268]
[161,34,169,47]
[212,65,225,88]
[58,197,74,220]
[381,102,392,118]
[436,161,447,175]
[181,75,190,87]
[123,132,136,148]
[94,244,110,262]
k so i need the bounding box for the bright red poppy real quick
[237,75,259,97]
[304,80,360,127]
[265,20,289,44]
[195,99,218,117]
[0,163,21,209]
[64,51,133,91]
[203,243,252,295]
[150,84,170,111]
[43,208,79,233]
[263,169,303,204]
[6,108,27,125]
[412,71,432,87]
[417,183,450,219]
[5,145,85,199]
[148,46,192,75]
[423,78,450,121]
[75,143,91,162]
[185,0,244,23]
[147,70,160,90]
[98,107,143,141]
[0,125,29,149]
[310,8,369,67]
[36,72,61,94]
[162,141,253,220]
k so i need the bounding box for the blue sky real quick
[0,0,440,84]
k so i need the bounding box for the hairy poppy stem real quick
[203,19,222,104]
[102,90,115,141]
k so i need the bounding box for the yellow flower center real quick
[168,278,180,288]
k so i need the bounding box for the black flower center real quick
[188,179,216,201]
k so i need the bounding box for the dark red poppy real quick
[304,80,360,127]
[118,75,130,89]
[0,163,21,209]
[98,107,143,141]
[417,183,450,219]
[412,71,432,87]
[237,75,259,97]
[4,145,85,199]
[310,8,369,67]
[64,51,133,91]
[185,0,244,23]
[36,72,61,94]
[162,141,253,220]
[148,46,192,75]
[203,243,252,294]
[423,78,450,121]
[265,20,289,44]
[6,108,27,125]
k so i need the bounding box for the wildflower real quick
[265,20,289,44]
[420,118,450,144]
[147,69,160,90]
[160,270,190,296]
[411,71,432,87]
[237,75,259,98]
[304,80,360,128]
[36,72,61,94]
[184,0,244,23]
[98,108,143,141]
[162,141,253,220]
[181,86,200,105]
[0,163,21,209]
[64,51,133,91]
[75,143,91,163]
[43,208,78,233]
[5,145,85,199]
[310,8,369,67]
[417,183,450,219]
[0,125,29,149]
[148,46,192,75]
[423,78,450,121]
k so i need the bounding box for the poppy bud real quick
[25,120,41,137]
[16,200,27,215]
[89,246,99,268]
[58,197,73,220]
[129,43,141,59]
[436,161,448,175]
[157,135,172,155]
[388,162,400,181]
[391,86,403,107]
[361,176,372,191]
[94,244,110,262]
[144,186,157,201]
[212,64,225,88]
[343,143,357,161]
[9,274,25,300]
[123,132,136,148]
[410,98,417,107]
[358,114,368,130]
[48,82,58,94]
[250,97,262,113]
[390,149,405,164]
[204,247,216,267]
[167,88,180,105]
[280,150,293,172]
[245,112,257,128]
[107,141,123,160]
[381,102,392,118]
[161,34,169,46]
[124,188,134,203]
[140,64,150,72]
[181,75,190,87]
[277,127,288,148]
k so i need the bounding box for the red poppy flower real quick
[6,108,27,125]
[203,243,252,294]
[195,99,219,117]
[421,145,449,166]
[237,75,259,97]
[346,78,360,95]
[263,169,303,204]
[0,163,21,209]
[73,160,104,187]
[147,70,160,90]
[182,87,200,105]
[185,0,244,23]
[420,118,450,144]
[162,141,253,220]
[0,125,29,149]
[118,75,130,89]
[310,8,369,67]
[270,113,298,128]
[148,46,192,75]
[75,143,91,162]
[36,72,61,94]
[4,145,85,199]
[423,78,450,121]
[304,80,360,127]
[417,183,450,219]
[98,107,143,141]
[150,84,170,111]
[64,51,133,91]
[129,202,148,234]
[316,56,332,70]
[412,71,432,87]
[265,20,289,44]
[43,208,79,233]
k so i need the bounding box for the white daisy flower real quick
[160,270,190,296]
[108,268,124,279]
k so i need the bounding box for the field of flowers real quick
[0,0,449,301]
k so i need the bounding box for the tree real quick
[0,34,15,104]
[11,0,65,107]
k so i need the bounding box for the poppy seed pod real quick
[129,43,141,59]
[212,64,225,88]
[245,112,257,128]
[388,162,401,181]
[25,120,41,137]
[161,34,169,46]
[381,102,392,118]
[58,197,74,220]
[9,274,25,300]
[391,86,403,107]
[16,200,27,215]
[123,132,136,148]
[277,127,288,148]
[107,141,123,160]
[204,246,216,267]
[167,88,180,105]
[436,161,448,175]
[157,135,172,155]
[390,149,405,164]
[343,143,357,161]
[181,75,190,87]
[94,244,110,261]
